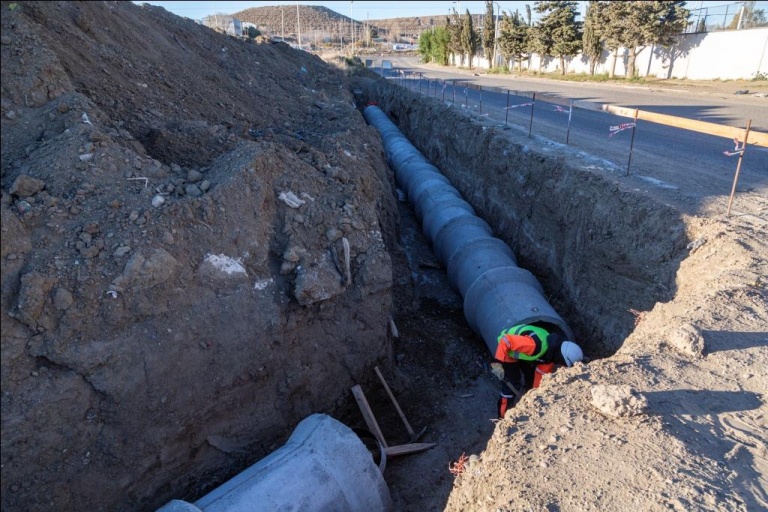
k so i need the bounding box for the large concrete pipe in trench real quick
[362,105,574,353]
[157,414,392,512]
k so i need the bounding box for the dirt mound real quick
[1,2,398,510]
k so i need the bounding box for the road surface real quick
[372,55,768,219]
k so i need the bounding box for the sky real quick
[138,1,584,21]
[137,1,768,23]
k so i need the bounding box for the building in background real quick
[201,14,243,36]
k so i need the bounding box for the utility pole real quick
[737,3,746,30]
[351,1,355,55]
[296,1,301,48]
[493,2,501,68]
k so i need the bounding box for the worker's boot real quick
[497,393,515,419]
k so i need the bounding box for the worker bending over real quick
[491,323,584,418]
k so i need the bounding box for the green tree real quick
[448,9,465,66]
[418,29,434,62]
[482,0,496,66]
[246,26,260,39]
[533,1,582,75]
[433,25,452,65]
[418,26,451,65]
[601,1,689,77]
[498,10,529,71]
[582,1,603,75]
[461,8,479,69]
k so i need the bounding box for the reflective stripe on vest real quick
[496,324,549,361]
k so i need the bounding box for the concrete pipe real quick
[412,182,465,221]
[432,216,493,266]
[422,197,476,242]
[156,414,391,512]
[464,268,573,354]
[447,238,518,297]
[362,105,573,353]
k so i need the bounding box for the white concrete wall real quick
[458,27,768,80]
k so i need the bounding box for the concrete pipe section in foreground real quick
[362,105,574,352]
[157,414,392,512]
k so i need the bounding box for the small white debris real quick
[254,278,273,290]
[151,195,165,207]
[79,153,93,162]
[204,254,246,275]
[686,238,706,253]
[389,318,399,338]
[278,191,305,209]
[82,112,93,125]
[105,290,118,299]
[343,150,352,157]
[300,192,315,202]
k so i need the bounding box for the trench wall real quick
[362,79,690,354]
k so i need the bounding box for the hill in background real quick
[232,5,477,45]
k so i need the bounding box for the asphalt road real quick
[371,56,768,218]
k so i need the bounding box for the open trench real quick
[157,75,691,511]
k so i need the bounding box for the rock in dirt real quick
[14,271,56,329]
[667,323,705,358]
[590,384,648,418]
[10,175,45,197]
[111,248,178,291]
[293,252,344,305]
[185,184,202,197]
[53,287,74,311]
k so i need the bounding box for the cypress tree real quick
[482,0,496,66]
[461,9,479,69]
[582,1,603,75]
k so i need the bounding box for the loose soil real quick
[1,2,766,512]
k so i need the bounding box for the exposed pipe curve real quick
[363,105,573,355]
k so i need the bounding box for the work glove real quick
[490,362,505,381]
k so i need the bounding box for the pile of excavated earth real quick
[1,2,766,511]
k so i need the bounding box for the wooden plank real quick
[600,104,768,147]
[374,366,415,439]
[351,385,388,448]
[384,443,437,457]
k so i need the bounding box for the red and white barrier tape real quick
[608,122,636,137]
[723,137,745,156]
[505,102,534,110]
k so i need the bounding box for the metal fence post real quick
[727,119,752,216]
[453,80,456,105]
[419,73,422,94]
[505,90,510,126]
[442,80,446,102]
[528,92,536,138]
[566,99,574,145]
[479,86,483,115]
[626,108,639,175]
